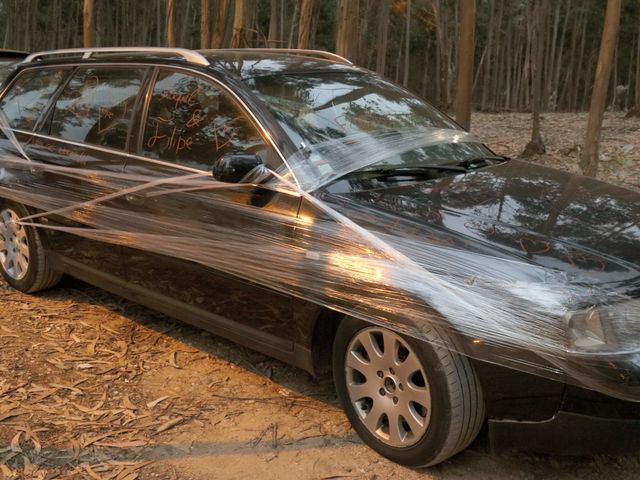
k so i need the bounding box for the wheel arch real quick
[309,307,345,376]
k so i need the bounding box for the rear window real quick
[49,67,147,151]
[0,68,68,131]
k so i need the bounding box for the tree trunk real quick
[166,0,176,47]
[480,0,495,110]
[357,0,371,69]
[268,0,280,47]
[571,15,587,110]
[179,0,193,47]
[287,0,300,48]
[520,3,532,110]
[403,0,411,87]
[503,26,512,110]
[230,0,245,48]
[211,0,229,48]
[626,26,640,117]
[580,0,621,177]
[156,0,163,46]
[635,27,640,111]
[489,0,504,111]
[376,0,390,74]
[395,11,405,83]
[336,0,358,61]
[83,0,94,48]
[455,0,475,130]
[200,0,210,49]
[522,0,547,157]
[552,1,570,110]
[297,0,314,49]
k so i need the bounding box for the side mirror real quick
[212,152,263,183]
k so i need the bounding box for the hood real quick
[321,160,640,291]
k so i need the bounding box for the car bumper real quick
[488,385,640,455]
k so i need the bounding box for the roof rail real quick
[215,48,353,65]
[23,47,210,67]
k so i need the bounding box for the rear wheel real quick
[0,203,61,293]
[333,317,484,467]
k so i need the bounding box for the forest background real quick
[0,0,636,175]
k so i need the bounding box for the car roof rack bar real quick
[217,48,353,65]
[23,47,210,67]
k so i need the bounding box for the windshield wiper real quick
[455,155,509,170]
[349,165,467,181]
[376,166,467,176]
[340,157,509,183]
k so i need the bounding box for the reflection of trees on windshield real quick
[250,71,490,191]
[249,72,457,148]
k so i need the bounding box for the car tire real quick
[332,317,484,467]
[0,202,61,293]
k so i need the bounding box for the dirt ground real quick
[2,112,640,479]
[472,111,640,193]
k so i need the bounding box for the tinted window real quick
[142,70,269,171]
[50,67,146,150]
[0,68,68,130]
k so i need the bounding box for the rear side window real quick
[0,68,68,131]
[142,69,268,171]
[49,67,146,150]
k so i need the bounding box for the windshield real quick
[247,72,494,191]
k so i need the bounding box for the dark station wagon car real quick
[1,47,640,467]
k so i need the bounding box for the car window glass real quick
[50,67,146,150]
[0,68,69,131]
[142,70,273,171]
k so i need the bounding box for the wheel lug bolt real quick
[398,384,404,391]
[389,368,395,375]
[393,397,398,404]
[379,388,385,396]
[377,371,383,378]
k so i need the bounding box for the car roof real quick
[17,47,363,80]
[199,49,362,78]
[0,49,29,60]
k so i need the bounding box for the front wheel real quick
[332,317,484,467]
[0,203,61,293]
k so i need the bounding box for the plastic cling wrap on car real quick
[1,119,640,402]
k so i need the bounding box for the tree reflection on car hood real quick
[321,159,640,291]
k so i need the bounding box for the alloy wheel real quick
[345,327,432,447]
[0,208,29,280]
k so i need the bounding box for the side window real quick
[142,69,271,171]
[0,68,68,131]
[49,67,146,150]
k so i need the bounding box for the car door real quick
[120,67,306,352]
[11,65,149,278]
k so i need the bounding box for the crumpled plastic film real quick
[1,118,640,402]
[275,128,476,192]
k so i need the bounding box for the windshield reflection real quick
[249,72,457,147]
[250,72,498,191]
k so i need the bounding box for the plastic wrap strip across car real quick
[274,128,478,192]
[1,115,640,402]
